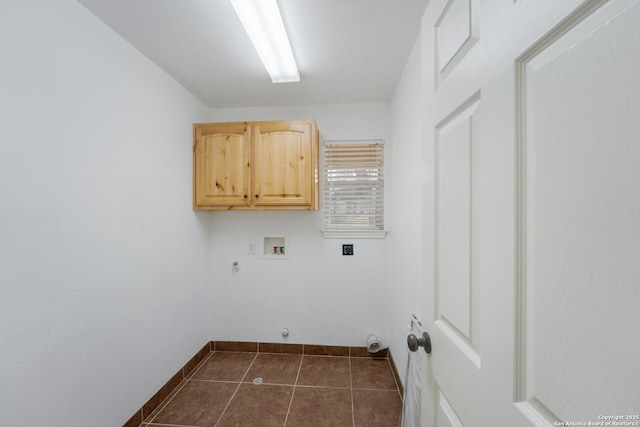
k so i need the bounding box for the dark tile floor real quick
[140,350,403,427]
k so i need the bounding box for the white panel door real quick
[419,0,640,426]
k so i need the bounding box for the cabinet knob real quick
[243,194,248,198]
[255,194,260,198]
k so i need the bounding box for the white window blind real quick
[323,140,385,238]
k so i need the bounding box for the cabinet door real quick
[252,120,317,208]
[193,122,251,208]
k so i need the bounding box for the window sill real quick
[321,229,388,239]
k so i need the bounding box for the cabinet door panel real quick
[194,124,251,208]
[253,121,315,207]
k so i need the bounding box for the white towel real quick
[402,318,423,427]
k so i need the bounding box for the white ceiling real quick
[76,0,428,108]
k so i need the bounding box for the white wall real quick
[205,52,426,373]
[386,36,425,383]
[207,104,394,346]
[0,1,211,425]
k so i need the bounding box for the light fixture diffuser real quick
[230,0,300,83]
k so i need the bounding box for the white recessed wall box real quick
[261,235,288,259]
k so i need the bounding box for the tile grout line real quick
[185,350,215,380]
[387,357,404,402]
[212,382,242,427]
[351,387,399,391]
[189,378,253,384]
[286,384,351,390]
[283,353,305,426]
[144,378,191,425]
[349,353,356,427]
[135,344,399,427]
[140,351,215,426]
[212,351,259,427]
[144,422,199,427]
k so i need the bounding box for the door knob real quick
[407,332,432,354]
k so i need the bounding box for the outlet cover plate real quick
[342,244,354,256]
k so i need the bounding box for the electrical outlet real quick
[342,244,354,256]
[248,243,256,254]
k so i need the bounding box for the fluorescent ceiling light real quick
[230,0,300,83]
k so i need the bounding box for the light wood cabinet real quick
[193,120,318,210]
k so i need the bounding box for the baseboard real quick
[122,341,212,427]
[388,351,405,399]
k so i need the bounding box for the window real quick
[322,140,386,238]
